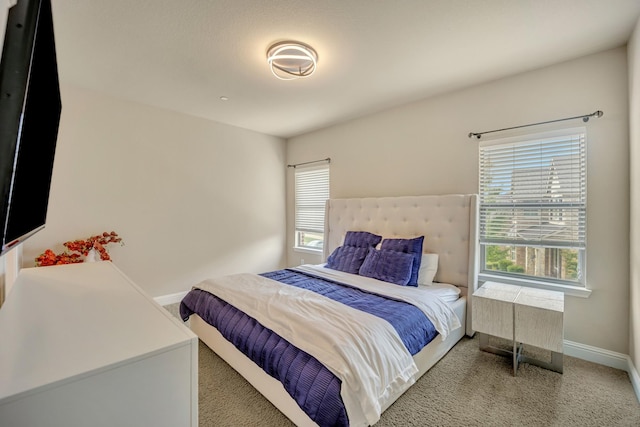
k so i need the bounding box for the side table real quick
[472,281,564,375]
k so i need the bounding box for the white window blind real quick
[479,128,586,249]
[295,165,330,235]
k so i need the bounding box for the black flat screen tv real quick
[0,0,61,256]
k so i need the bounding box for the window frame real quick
[293,163,330,253]
[477,127,588,294]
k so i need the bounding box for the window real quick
[478,127,586,287]
[294,164,330,251]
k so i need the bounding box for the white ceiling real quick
[50,0,640,139]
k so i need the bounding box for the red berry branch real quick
[35,231,124,267]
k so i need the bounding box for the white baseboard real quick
[154,290,189,306]
[628,357,640,404]
[564,339,629,370]
[565,339,640,403]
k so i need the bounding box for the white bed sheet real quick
[417,282,461,303]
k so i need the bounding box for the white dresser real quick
[0,262,198,427]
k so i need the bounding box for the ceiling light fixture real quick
[266,41,318,80]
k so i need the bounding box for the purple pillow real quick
[359,248,415,286]
[343,231,382,248]
[326,245,370,274]
[380,236,424,286]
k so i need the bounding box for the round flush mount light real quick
[266,41,318,80]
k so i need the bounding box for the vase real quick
[86,248,98,262]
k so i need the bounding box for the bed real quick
[180,194,479,426]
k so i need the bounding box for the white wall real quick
[287,47,630,354]
[15,85,286,298]
[629,18,640,371]
[0,0,8,48]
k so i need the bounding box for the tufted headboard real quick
[323,194,479,333]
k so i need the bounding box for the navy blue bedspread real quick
[179,269,438,427]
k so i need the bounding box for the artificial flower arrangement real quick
[35,231,123,267]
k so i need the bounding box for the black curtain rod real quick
[287,157,331,168]
[468,110,603,140]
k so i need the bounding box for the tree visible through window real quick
[294,164,330,251]
[478,128,586,286]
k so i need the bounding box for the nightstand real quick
[472,281,564,375]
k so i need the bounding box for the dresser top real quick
[0,262,196,403]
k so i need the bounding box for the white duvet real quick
[193,267,461,426]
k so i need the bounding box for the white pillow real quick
[417,253,439,285]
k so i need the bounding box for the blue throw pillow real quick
[343,231,382,248]
[359,248,415,286]
[380,236,424,286]
[326,245,370,274]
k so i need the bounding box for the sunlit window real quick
[294,164,330,251]
[478,128,586,286]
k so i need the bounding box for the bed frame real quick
[191,193,479,426]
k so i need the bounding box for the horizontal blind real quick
[295,165,330,234]
[479,130,586,248]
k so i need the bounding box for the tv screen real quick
[0,0,61,256]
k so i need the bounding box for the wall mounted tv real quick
[0,0,61,256]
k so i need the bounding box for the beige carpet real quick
[165,303,640,426]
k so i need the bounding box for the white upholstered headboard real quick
[323,194,479,333]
